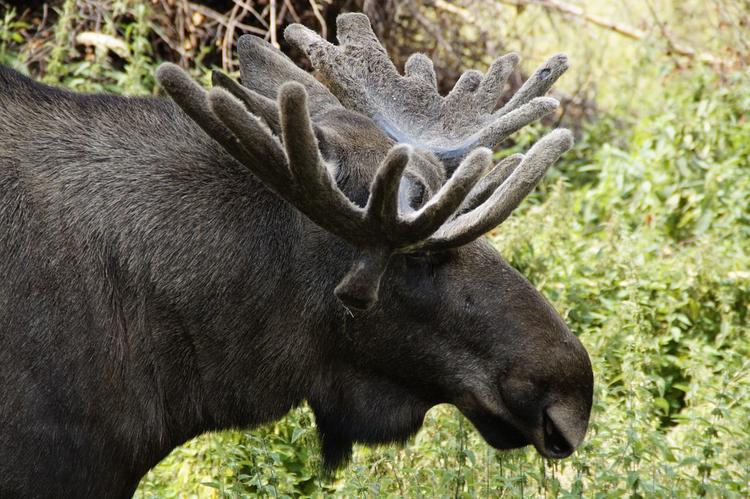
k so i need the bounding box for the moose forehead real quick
[317,108,391,147]
[316,107,446,199]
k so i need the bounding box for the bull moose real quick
[0,13,593,498]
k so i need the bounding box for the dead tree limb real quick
[496,0,722,66]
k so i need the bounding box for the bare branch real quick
[499,0,722,66]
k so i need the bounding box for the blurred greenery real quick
[1,0,748,496]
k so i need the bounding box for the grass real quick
[1,1,748,496]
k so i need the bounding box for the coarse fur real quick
[0,42,592,499]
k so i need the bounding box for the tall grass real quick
[1,1,747,496]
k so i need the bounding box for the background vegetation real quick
[1,0,748,496]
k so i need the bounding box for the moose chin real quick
[0,12,593,498]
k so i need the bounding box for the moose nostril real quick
[543,410,573,458]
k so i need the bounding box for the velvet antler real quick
[156,14,574,311]
[156,64,498,311]
[285,13,568,165]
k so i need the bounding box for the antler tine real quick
[445,70,484,104]
[404,53,437,89]
[475,53,520,113]
[285,14,400,116]
[365,145,413,228]
[419,129,574,251]
[277,83,322,185]
[276,83,366,229]
[446,54,519,112]
[206,88,289,183]
[336,13,389,54]
[212,70,280,133]
[283,22,329,56]
[399,148,492,242]
[497,54,569,117]
[284,24,359,109]
[476,96,560,151]
[456,154,524,217]
[156,64,248,161]
[236,34,341,115]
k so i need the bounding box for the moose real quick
[0,13,593,498]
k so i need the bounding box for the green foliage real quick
[0,0,158,93]
[0,8,28,68]
[1,1,748,496]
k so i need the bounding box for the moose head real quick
[156,13,593,469]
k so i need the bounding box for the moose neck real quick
[0,84,341,489]
[117,156,334,461]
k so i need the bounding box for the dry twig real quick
[497,0,723,66]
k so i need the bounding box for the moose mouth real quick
[463,408,574,459]
[541,409,575,458]
[463,410,529,450]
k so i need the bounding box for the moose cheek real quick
[389,257,440,311]
[499,378,546,423]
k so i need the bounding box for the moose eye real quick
[427,249,456,267]
[404,252,429,267]
[401,251,454,299]
[404,250,452,269]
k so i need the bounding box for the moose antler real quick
[156,16,573,311]
[285,13,568,165]
[157,64,501,310]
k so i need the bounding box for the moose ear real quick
[237,35,341,116]
[334,248,391,311]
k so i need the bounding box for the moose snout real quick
[459,376,592,459]
[531,402,590,459]
[486,337,594,459]
[539,408,575,458]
